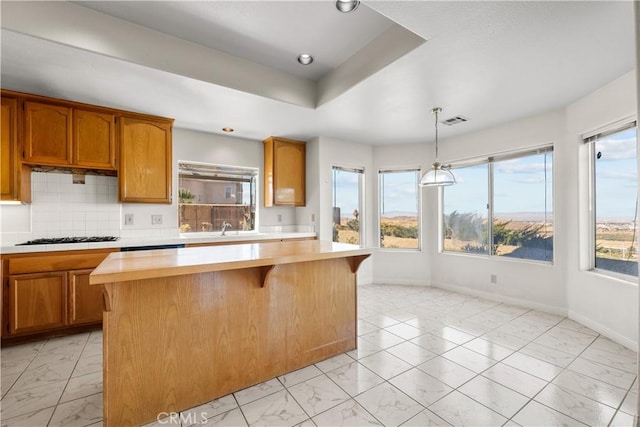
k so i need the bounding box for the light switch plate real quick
[124,213,134,226]
[152,214,163,225]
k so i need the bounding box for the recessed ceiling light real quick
[336,0,360,13]
[222,127,234,133]
[297,53,314,65]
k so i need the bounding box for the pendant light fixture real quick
[419,107,456,187]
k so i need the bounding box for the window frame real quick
[584,120,638,281]
[378,167,422,251]
[331,165,366,247]
[441,146,554,264]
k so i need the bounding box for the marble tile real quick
[502,352,562,381]
[534,383,616,426]
[325,362,385,397]
[384,323,423,340]
[1,372,21,398]
[60,371,103,403]
[481,363,548,398]
[363,314,402,328]
[10,360,76,393]
[518,310,564,328]
[568,357,637,389]
[384,309,419,322]
[358,351,412,380]
[81,343,102,359]
[71,354,102,378]
[589,336,636,357]
[389,368,452,406]
[459,375,529,418]
[520,342,575,368]
[48,392,103,427]
[181,394,238,423]
[610,410,636,427]
[496,320,549,341]
[512,400,587,427]
[386,341,436,366]
[408,334,457,355]
[240,390,307,427]
[234,378,284,406]
[400,409,452,426]
[462,338,514,361]
[355,382,423,427]
[404,316,446,333]
[580,346,637,374]
[481,330,529,351]
[315,354,355,373]
[441,346,497,373]
[427,390,507,427]
[445,319,493,337]
[620,390,638,415]
[428,326,475,345]
[294,419,316,427]
[552,370,627,409]
[357,319,380,336]
[279,365,323,387]
[185,408,248,427]
[346,338,382,360]
[0,406,55,427]
[555,318,598,336]
[416,357,475,389]
[311,399,382,427]
[287,374,350,417]
[533,327,596,356]
[0,379,66,420]
[39,334,89,356]
[360,330,406,349]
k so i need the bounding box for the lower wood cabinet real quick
[2,249,116,341]
[8,272,67,335]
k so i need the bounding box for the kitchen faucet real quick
[221,221,232,236]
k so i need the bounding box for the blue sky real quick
[595,127,637,221]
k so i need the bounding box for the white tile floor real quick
[1,284,637,426]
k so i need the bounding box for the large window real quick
[586,122,638,278]
[379,169,420,249]
[178,162,257,233]
[332,166,364,245]
[443,148,554,262]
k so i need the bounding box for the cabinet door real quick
[23,101,72,165]
[273,140,305,206]
[8,272,67,335]
[68,269,103,325]
[1,97,18,200]
[119,116,172,203]
[74,109,116,169]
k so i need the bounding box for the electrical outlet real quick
[490,274,498,284]
[151,214,163,225]
[124,213,134,226]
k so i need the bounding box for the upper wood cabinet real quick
[23,101,73,166]
[119,116,173,204]
[1,96,31,203]
[74,109,117,169]
[263,137,306,207]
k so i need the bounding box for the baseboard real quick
[370,278,430,286]
[430,281,567,317]
[568,310,638,352]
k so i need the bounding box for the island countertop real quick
[90,240,371,285]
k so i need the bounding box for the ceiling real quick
[0,1,636,146]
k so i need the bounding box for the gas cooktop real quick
[16,236,119,246]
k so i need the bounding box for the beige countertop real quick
[0,231,316,255]
[90,240,370,284]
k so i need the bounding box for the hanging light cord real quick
[433,108,440,162]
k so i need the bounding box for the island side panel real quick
[102,257,357,427]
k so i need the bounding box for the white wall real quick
[372,143,431,285]
[565,71,638,349]
[303,136,374,284]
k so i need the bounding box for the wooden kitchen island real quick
[90,240,370,426]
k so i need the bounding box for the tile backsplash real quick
[30,172,121,238]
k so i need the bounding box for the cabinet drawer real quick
[8,252,112,274]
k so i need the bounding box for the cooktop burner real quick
[16,236,119,246]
